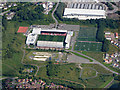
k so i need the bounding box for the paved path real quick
[52,1,59,28]
[104,78,114,88]
[21,45,40,76]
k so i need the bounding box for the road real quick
[70,50,119,75]
[0,10,10,16]
[52,1,59,28]
[105,3,118,14]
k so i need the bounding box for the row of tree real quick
[96,20,110,52]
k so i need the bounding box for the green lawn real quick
[81,64,112,74]
[81,68,97,79]
[2,21,29,76]
[80,64,113,88]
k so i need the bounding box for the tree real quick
[102,39,110,52]
[96,21,105,42]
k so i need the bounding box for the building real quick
[32,52,52,61]
[115,32,118,38]
[32,28,41,34]
[6,12,15,20]
[106,37,111,40]
[26,33,38,45]
[65,34,71,49]
[26,27,72,49]
[63,3,106,20]
[37,41,64,49]
[105,32,111,35]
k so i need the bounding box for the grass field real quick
[80,64,113,88]
[2,21,29,76]
[37,35,65,42]
[77,27,97,41]
[75,42,102,51]
[36,63,113,88]
[81,64,112,74]
[81,68,97,79]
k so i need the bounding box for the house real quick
[13,3,17,6]
[111,40,114,43]
[104,59,109,63]
[4,7,7,10]
[8,4,12,8]
[106,37,111,40]
[110,54,114,58]
[109,58,112,62]
[115,32,118,38]
[105,32,111,35]
[116,59,119,62]
[112,63,116,67]
[105,53,109,59]
[116,64,119,67]
[114,53,118,57]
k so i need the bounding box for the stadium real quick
[26,27,72,50]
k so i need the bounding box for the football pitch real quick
[37,35,65,42]
[75,42,102,51]
[77,27,97,41]
[75,26,102,51]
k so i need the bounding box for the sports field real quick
[77,27,97,41]
[37,35,65,42]
[75,27,102,51]
[75,42,102,51]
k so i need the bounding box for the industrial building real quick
[63,3,106,20]
[26,27,72,49]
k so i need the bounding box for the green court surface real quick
[75,42,102,51]
[77,27,97,41]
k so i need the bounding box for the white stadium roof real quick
[64,8,106,16]
[41,28,67,33]
[65,34,71,49]
[37,41,64,48]
[26,33,38,45]
[32,28,41,34]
